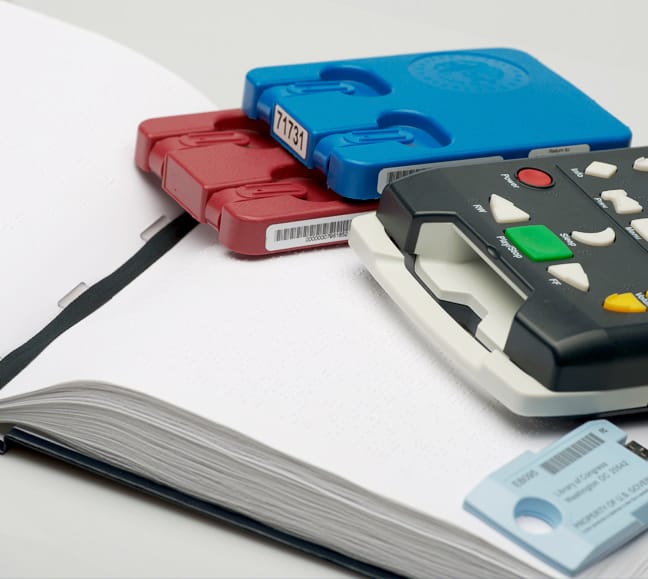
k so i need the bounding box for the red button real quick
[517,168,553,188]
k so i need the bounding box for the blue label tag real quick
[464,420,648,575]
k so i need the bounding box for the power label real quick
[272,104,309,160]
[464,420,648,575]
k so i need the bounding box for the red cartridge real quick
[136,110,376,255]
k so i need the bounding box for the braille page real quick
[0,2,213,356]
[6,225,648,576]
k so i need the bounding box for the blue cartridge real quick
[243,49,631,200]
[465,420,648,574]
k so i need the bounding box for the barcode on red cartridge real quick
[265,212,368,251]
[275,219,350,242]
[540,432,605,475]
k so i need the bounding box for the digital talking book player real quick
[349,147,648,417]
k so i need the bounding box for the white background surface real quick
[3,0,648,577]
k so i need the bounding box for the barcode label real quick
[540,432,605,475]
[274,220,350,243]
[377,164,437,193]
[266,212,368,251]
[385,167,429,184]
[272,104,309,159]
[376,156,504,193]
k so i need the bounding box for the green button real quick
[504,225,573,261]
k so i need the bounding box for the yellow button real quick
[603,293,647,313]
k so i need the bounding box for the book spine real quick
[1,428,405,579]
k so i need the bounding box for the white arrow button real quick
[489,194,530,224]
[547,263,590,292]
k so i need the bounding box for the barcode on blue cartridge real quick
[266,212,367,251]
[376,156,504,193]
[385,167,429,184]
[376,166,434,193]
[540,432,605,475]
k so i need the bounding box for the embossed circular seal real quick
[408,53,529,93]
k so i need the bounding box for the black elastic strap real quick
[0,212,197,389]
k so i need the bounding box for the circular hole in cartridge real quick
[514,497,561,534]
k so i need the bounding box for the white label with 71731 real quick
[272,104,309,160]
